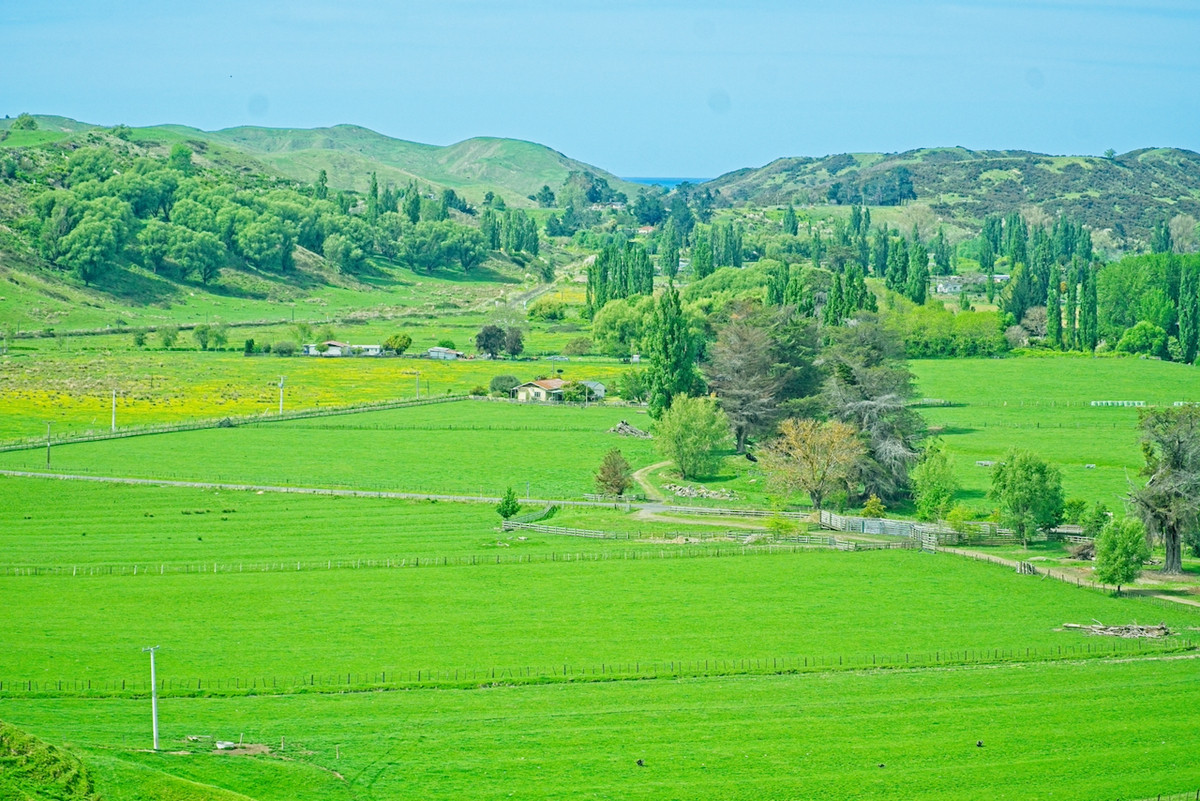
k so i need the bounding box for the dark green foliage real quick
[496,487,521,520]
[489,374,521,396]
[646,282,698,419]
[10,112,38,130]
[531,184,556,208]
[632,191,666,225]
[1130,405,1200,574]
[504,327,524,358]
[475,325,505,358]
[782,204,798,236]
[1151,218,1173,254]
[691,232,714,279]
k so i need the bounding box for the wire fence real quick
[0,395,468,453]
[0,637,1189,700]
[0,541,838,579]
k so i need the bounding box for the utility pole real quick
[111,389,117,432]
[45,422,51,469]
[142,646,161,750]
[278,376,285,415]
[415,371,420,400]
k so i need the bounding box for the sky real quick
[4,1,1200,177]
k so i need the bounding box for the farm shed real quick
[302,341,382,357]
[427,346,464,360]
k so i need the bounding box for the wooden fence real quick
[659,505,811,520]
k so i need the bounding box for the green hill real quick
[0,116,638,206]
[704,146,1200,238]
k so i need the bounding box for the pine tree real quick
[496,487,521,520]
[782,204,798,236]
[646,282,696,419]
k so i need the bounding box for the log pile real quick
[663,483,737,500]
[1063,622,1170,638]
[608,420,652,439]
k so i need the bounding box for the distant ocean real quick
[623,177,711,188]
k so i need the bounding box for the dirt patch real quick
[216,743,271,756]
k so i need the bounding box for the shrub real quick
[528,297,566,321]
[273,340,297,357]
[470,385,488,396]
[563,336,593,356]
[489,374,521,396]
[437,339,456,350]
[383,333,412,354]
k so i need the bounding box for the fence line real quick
[0,395,468,453]
[659,505,811,519]
[0,542,839,579]
[0,637,1188,701]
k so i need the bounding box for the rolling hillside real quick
[0,116,638,205]
[705,146,1200,237]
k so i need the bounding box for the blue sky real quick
[4,1,1199,176]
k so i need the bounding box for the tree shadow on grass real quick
[90,268,179,307]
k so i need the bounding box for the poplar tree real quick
[782,204,798,236]
[1046,264,1063,347]
[1080,266,1099,351]
[691,233,714,279]
[367,172,379,221]
[1178,263,1199,364]
[646,282,696,419]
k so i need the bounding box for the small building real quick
[303,340,353,357]
[514,378,566,402]
[427,346,463,360]
[580,381,606,399]
[935,278,965,295]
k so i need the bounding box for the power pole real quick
[278,376,285,415]
[142,646,161,750]
[45,422,51,469]
[111,389,117,432]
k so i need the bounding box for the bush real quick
[383,333,412,354]
[437,339,456,350]
[470,385,488,396]
[528,297,566,321]
[563,336,593,356]
[273,340,298,357]
[489,374,521,396]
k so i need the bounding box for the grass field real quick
[0,402,658,498]
[0,475,739,567]
[5,652,1200,800]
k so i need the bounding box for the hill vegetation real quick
[0,720,99,801]
[705,146,1200,245]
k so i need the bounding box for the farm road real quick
[941,546,1200,609]
[0,469,691,516]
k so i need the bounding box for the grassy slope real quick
[6,658,1200,800]
[0,720,99,801]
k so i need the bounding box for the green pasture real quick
[2,546,1195,687]
[910,356,1200,509]
[6,657,1200,801]
[0,476,739,567]
[0,402,658,497]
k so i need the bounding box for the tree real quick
[170,228,224,284]
[401,220,452,272]
[617,370,649,403]
[646,283,697,418]
[504,326,524,358]
[192,324,211,351]
[158,325,178,349]
[138,220,173,274]
[448,226,487,272]
[532,185,556,208]
[691,234,713,279]
[496,487,521,520]
[1093,517,1150,594]
[989,449,1065,546]
[1116,320,1167,358]
[314,169,328,200]
[475,324,505,358]
[323,233,366,274]
[595,448,633,496]
[167,144,193,174]
[489,374,520,396]
[782,204,798,236]
[383,333,412,354]
[1129,406,1200,574]
[59,218,120,285]
[11,113,37,130]
[704,322,780,452]
[911,440,959,521]
[403,186,421,224]
[660,240,680,280]
[760,418,864,510]
[654,395,730,480]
